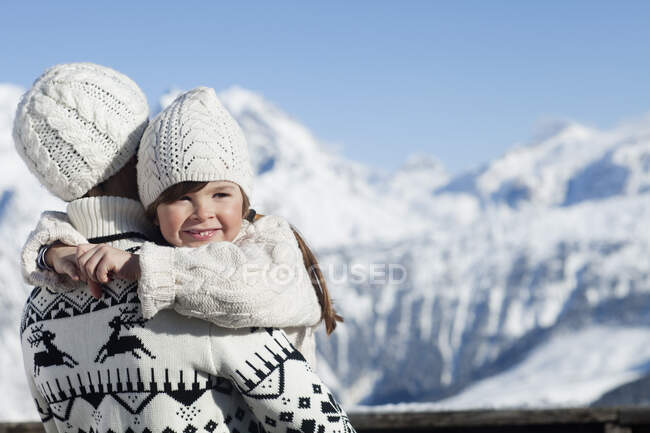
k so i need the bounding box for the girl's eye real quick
[213,193,229,198]
[178,196,192,202]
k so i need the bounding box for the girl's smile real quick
[184,228,221,240]
[155,181,244,247]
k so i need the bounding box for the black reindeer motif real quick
[95,307,156,363]
[28,324,78,375]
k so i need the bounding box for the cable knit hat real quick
[137,86,253,209]
[13,62,149,201]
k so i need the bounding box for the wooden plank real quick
[348,408,620,429]
[0,423,44,433]
[617,407,650,425]
[6,408,650,432]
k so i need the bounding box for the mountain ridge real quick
[0,83,649,419]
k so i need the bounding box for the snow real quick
[436,326,650,409]
[349,325,650,412]
[1,82,650,420]
[158,87,183,111]
[0,84,65,421]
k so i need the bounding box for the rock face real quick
[2,83,650,419]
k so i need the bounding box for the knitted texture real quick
[209,327,354,432]
[13,63,149,201]
[21,197,159,291]
[137,215,322,364]
[137,87,253,208]
[21,211,88,290]
[19,197,354,432]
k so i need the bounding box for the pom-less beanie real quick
[13,63,149,201]
[137,87,253,209]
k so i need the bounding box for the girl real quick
[25,86,353,431]
[36,87,341,364]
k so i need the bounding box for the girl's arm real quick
[136,215,322,329]
[210,326,356,433]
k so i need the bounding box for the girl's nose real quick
[193,201,215,221]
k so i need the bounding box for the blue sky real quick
[2,1,650,173]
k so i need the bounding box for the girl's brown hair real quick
[146,181,343,335]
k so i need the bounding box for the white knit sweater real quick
[20,196,354,433]
[21,199,322,365]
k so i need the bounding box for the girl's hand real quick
[45,243,81,281]
[75,244,141,299]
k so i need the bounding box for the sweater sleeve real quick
[137,215,322,329]
[21,211,88,292]
[209,326,355,433]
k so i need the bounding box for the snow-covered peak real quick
[219,86,327,170]
[438,117,650,208]
[0,84,29,191]
[0,84,23,153]
[0,82,64,420]
[399,153,447,175]
[218,85,277,116]
[392,154,448,189]
[383,153,452,219]
[0,84,22,111]
[528,118,575,144]
[477,121,600,206]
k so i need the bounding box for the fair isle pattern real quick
[20,199,355,433]
[24,316,355,433]
[20,280,139,337]
[20,225,261,433]
[34,367,237,421]
[137,87,253,208]
[20,244,142,336]
[13,63,149,201]
[228,328,355,433]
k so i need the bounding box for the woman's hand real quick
[45,243,81,281]
[75,244,141,299]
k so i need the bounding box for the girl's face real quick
[155,181,244,247]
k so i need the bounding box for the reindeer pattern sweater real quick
[20,196,354,433]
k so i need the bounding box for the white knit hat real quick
[137,87,253,209]
[13,63,149,201]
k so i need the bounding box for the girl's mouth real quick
[184,229,220,240]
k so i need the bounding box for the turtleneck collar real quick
[67,196,159,241]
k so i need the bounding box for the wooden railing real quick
[348,407,650,432]
[0,423,43,433]
[3,408,650,433]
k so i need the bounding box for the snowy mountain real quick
[314,116,650,407]
[0,84,65,420]
[438,118,650,208]
[221,89,650,407]
[1,82,650,421]
[218,86,440,249]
